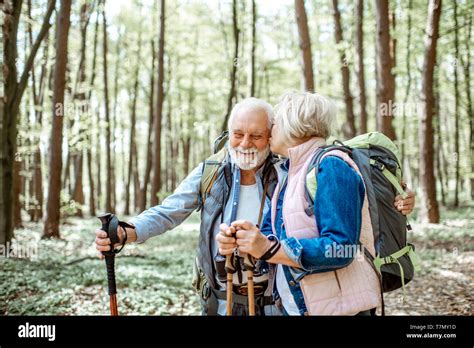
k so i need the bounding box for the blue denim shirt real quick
[260,156,365,315]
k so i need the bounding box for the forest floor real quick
[0,206,472,316]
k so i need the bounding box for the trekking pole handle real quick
[98,213,117,296]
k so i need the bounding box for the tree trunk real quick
[132,139,140,211]
[172,129,179,189]
[294,0,314,92]
[434,70,446,206]
[221,0,240,132]
[72,1,91,217]
[183,137,191,178]
[182,40,198,178]
[32,50,49,223]
[375,0,397,140]
[150,0,166,207]
[44,0,72,238]
[102,0,114,213]
[355,0,368,134]
[95,113,102,211]
[31,115,46,222]
[0,83,4,244]
[419,0,441,223]
[14,21,29,229]
[165,56,173,192]
[88,7,100,215]
[439,95,449,197]
[264,66,270,99]
[13,159,23,228]
[390,7,397,73]
[27,153,35,221]
[62,76,74,196]
[86,146,95,216]
[171,86,180,189]
[332,0,356,138]
[1,0,54,245]
[33,148,44,221]
[401,0,413,162]
[27,0,48,222]
[138,39,156,212]
[453,0,460,207]
[168,131,175,190]
[62,152,71,192]
[248,0,256,97]
[86,6,99,216]
[461,15,473,200]
[71,154,84,216]
[125,31,142,215]
[111,30,122,213]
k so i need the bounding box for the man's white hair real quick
[273,91,336,144]
[228,97,274,131]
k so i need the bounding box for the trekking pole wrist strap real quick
[108,216,134,254]
[259,236,281,261]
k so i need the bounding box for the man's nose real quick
[240,134,252,148]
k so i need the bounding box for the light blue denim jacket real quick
[129,164,204,244]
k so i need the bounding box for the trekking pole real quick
[225,252,237,315]
[98,213,120,316]
[243,254,256,316]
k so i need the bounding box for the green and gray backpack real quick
[304,132,420,296]
[199,131,230,205]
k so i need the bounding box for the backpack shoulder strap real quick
[200,147,228,204]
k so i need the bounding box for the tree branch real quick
[14,0,56,112]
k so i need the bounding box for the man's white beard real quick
[229,145,271,170]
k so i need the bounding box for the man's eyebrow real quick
[232,129,265,135]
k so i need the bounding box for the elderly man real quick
[95,97,415,316]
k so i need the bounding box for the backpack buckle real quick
[201,282,211,301]
[372,160,385,171]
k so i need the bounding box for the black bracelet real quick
[259,239,281,261]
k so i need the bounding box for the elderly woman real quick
[217,91,385,316]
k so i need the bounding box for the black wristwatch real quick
[259,235,281,261]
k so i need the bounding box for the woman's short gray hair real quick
[274,91,336,143]
[228,97,274,131]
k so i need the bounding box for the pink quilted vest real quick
[271,137,381,315]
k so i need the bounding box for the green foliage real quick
[0,214,201,315]
[59,191,83,216]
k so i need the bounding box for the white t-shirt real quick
[234,183,261,226]
[276,264,301,315]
